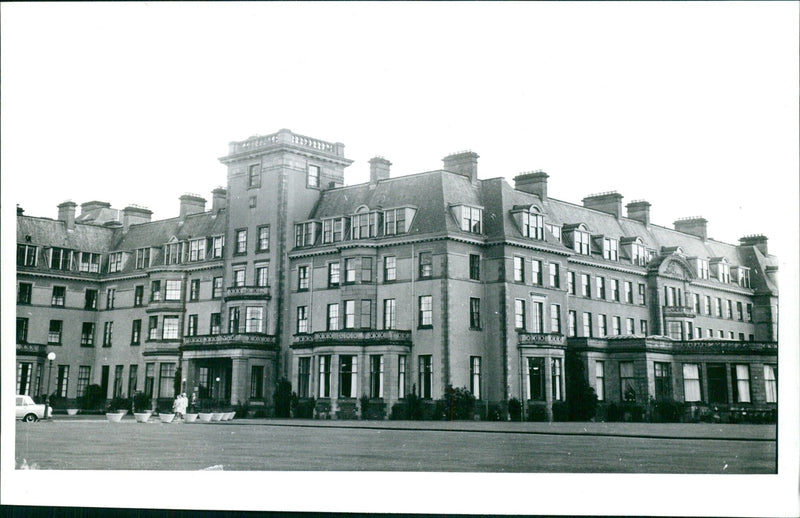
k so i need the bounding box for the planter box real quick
[105,412,124,423]
[184,413,199,423]
[211,412,223,421]
[66,409,79,416]
[159,413,175,423]
[134,412,151,423]
[224,412,235,421]
[198,413,213,423]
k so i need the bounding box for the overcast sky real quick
[2,2,799,514]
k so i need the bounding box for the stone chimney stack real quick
[443,151,479,184]
[179,194,206,218]
[212,187,227,212]
[513,171,549,201]
[626,200,651,226]
[369,157,392,183]
[674,217,708,240]
[583,191,624,219]
[57,201,77,230]
[739,234,769,256]
[122,205,153,232]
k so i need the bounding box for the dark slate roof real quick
[111,210,226,252]
[312,171,450,236]
[17,217,116,253]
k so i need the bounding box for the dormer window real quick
[322,218,348,244]
[79,252,101,273]
[135,248,151,269]
[547,224,561,242]
[189,238,206,262]
[631,240,646,266]
[696,258,709,279]
[209,236,224,258]
[460,206,482,234]
[352,207,379,239]
[164,242,183,265]
[385,208,411,236]
[50,247,73,270]
[603,238,618,261]
[295,221,318,247]
[710,258,731,283]
[108,252,123,273]
[735,267,751,288]
[574,230,590,255]
[515,207,544,239]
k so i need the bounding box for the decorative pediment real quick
[656,255,696,280]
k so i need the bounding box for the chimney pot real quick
[739,234,769,255]
[443,151,479,184]
[57,201,77,230]
[514,171,549,201]
[369,157,392,183]
[212,187,227,212]
[674,217,708,240]
[582,191,624,219]
[179,194,206,218]
[122,205,153,232]
[626,200,651,226]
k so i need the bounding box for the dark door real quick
[101,365,110,399]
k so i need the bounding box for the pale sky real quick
[2,2,798,514]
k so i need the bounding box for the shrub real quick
[292,395,316,418]
[273,378,292,418]
[49,394,67,410]
[406,388,423,420]
[234,400,250,418]
[527,404,547,422]
[653,400,683,423]
[508,398,522,422]
[132,391,152,413]
[605,403,620,422]
[438,385,476,421]
[79,384,105,411]
[565,354,598,421]
[173,367,182,399]
[552,401,569,422]
[390,402,408,420]
[107,396,130,412]
[488,401,508,421]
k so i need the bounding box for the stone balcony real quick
[226,129,345,158]
[517,332,568,348]
[568,336,777,356]
[17,342,47,357]
[291,329,412,348]
[183,333,278,352]
[662,305,697,318]
[224,285,271,301]
[143,338,181,357]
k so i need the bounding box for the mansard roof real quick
[112,210,226,251]
[17,216,116,253]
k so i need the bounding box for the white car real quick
[16,395,50,422]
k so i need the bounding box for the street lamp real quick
[45,352,56,420]
[215,377,221,407]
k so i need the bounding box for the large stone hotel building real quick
[15,129,779,420]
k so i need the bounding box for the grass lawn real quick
[15,418,776,473]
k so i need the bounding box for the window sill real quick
[256,249,270,254]
[80,344,94,348]
[130,343,140,346]
[469,327,482,331]
[297,288,309,293]
[417,325,433,330]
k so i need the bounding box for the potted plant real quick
[105,397,128,422]
[184,401,199,423]
[132,391,152,423]
[198,400,214,422]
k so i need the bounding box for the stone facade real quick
[16,129,778,420]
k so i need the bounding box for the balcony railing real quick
[228,129,344,157]
[517,332,567,347]
[224,285,271,301]
[183,333,278,352]
[569,336,777,356]
[663,306,696,318]
[17,342,47,357]
[292,329,412,348]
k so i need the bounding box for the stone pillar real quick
[230,357,248,406]
[330,355,340,417]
